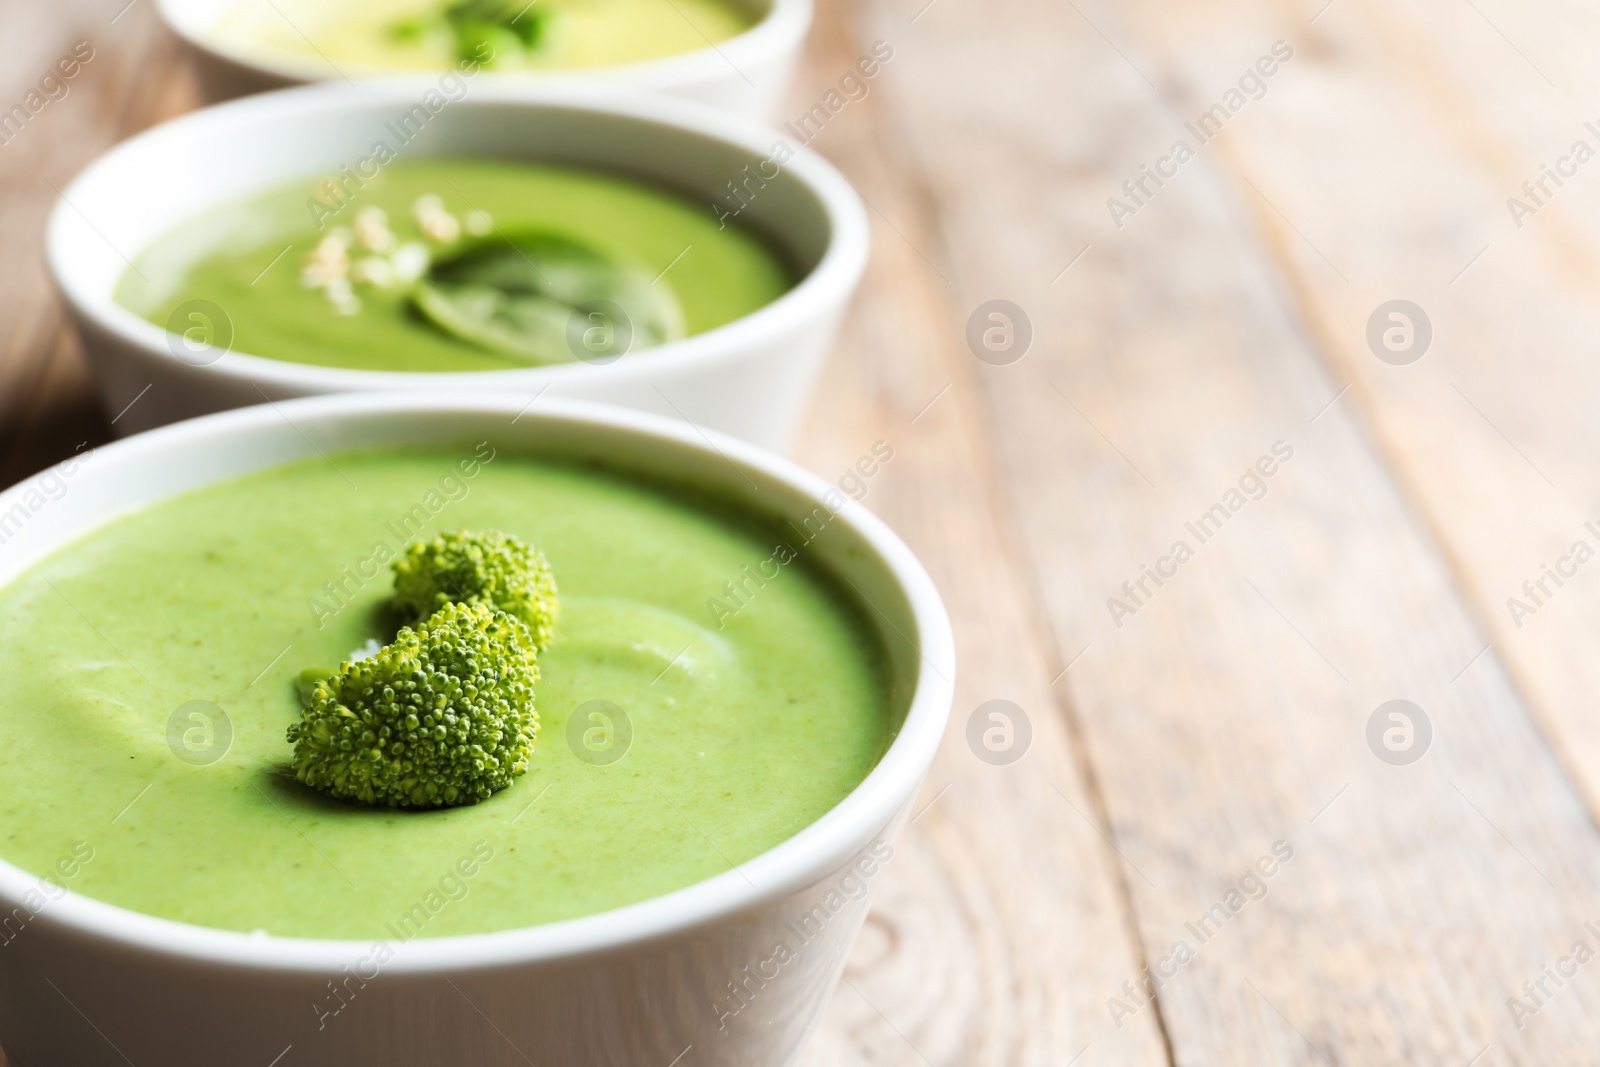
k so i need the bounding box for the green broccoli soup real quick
[203,0,756,76]
[114,159,792,373]
[0,448,892,939]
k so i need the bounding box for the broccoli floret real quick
[286,600,539,808]
[391,530,558,651]
[390,0,560,66]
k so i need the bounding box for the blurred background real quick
[7,0,1600,1064]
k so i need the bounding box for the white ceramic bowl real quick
[0,392,953,1066]
[158,0,813,119]
[46,82,868,451]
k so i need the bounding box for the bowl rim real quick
[45,78,868,393]
[0,392,955,972]
[153,0,814,92]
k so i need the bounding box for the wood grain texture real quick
[1128,0,1600,827]
[858,0,1600,1062]
[1095,1,1600,1058]
[785,4,1170,1063]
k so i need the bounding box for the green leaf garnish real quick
[410,231,687,365]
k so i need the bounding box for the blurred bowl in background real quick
[157,0,813,120]
[46,81,868,451]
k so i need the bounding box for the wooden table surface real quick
[6,0,1600,1063]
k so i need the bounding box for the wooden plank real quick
[785,2,1171,1064]
[1113,3,1600,1058]
[1144,0,1600,818]
[859,0,1600,1062]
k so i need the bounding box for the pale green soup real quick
[205,0,758,75]
[0,448,891,939]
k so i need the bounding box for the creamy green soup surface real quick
[115,159,792,373]
[0,448,891,939]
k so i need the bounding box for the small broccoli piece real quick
[286,600,539,808]
[388,0,559,66]
[391,530,558,650]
